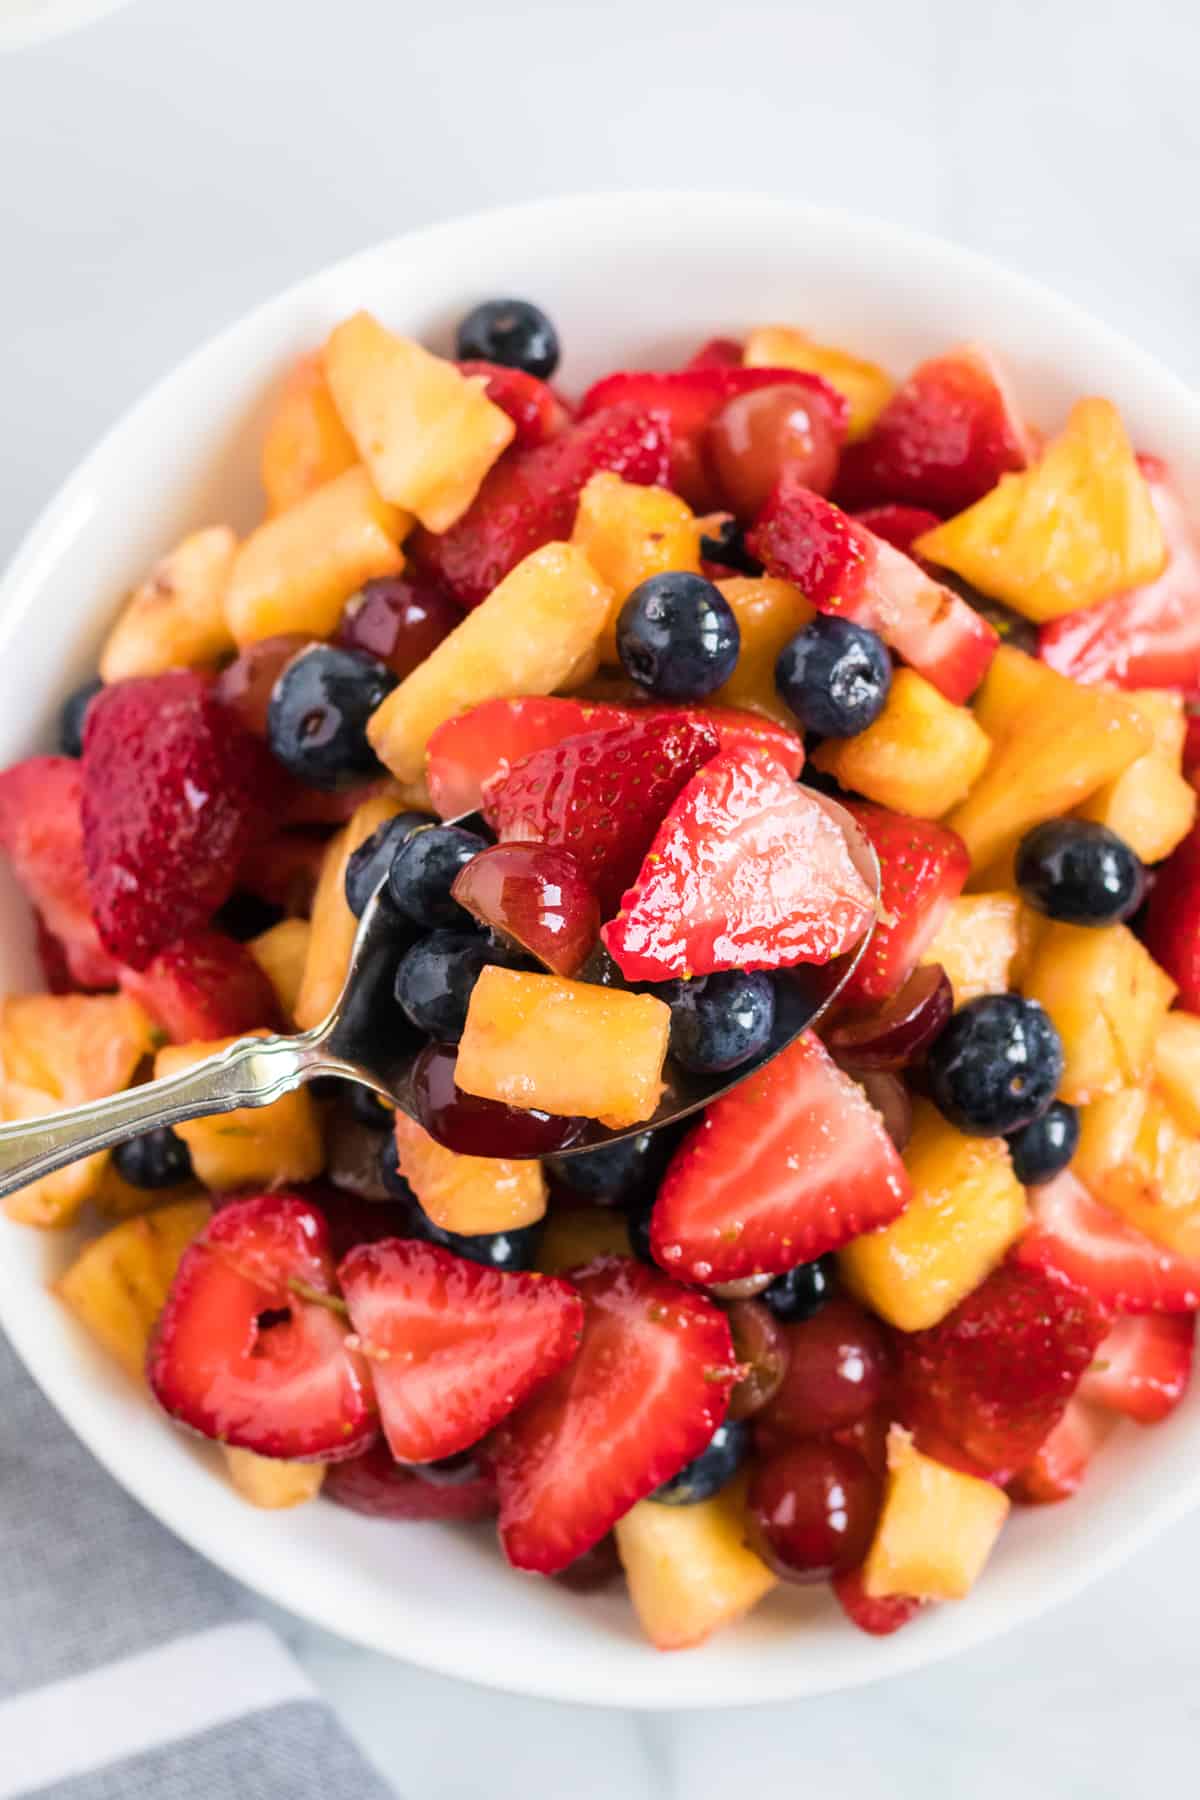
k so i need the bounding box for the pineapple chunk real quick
[100,526,236,682]
[572,472,708,664]
[970,644,1053,741]
[93,1159,204,1221]
[323,310,514,532]
[225,466,409,645]
[393,1112,546,1237]
[1094,1179,1200,1261]
[1075,1086,1200,1216]
[615,1475,778,1650]
[155,1034,323,1190]
[535,1205,633,1275]
[712,577,813,725]
[1154,1011,1200,1133]
[456,966,671,1130]
[248,918,311,1022]
[261,350,358,515]
[813,668,991,818]
[947,651,1152,871]
[921,892,1021,1007]
[224,1448,325,1509]
[840,1102,1026,1331]
[916,398,1165,622]
[1021,921,1175,1103]
[1,994,157,1227]
[56,1198,212,1378]
[1076,690,1196,863]
[862,1427,1009,1602]
[367,542,613,786]
[743,324,893,441]
[293,788,405,1031]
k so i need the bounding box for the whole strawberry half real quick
[837,802,969,1007]
[82,672,280,969]
[0,755,118,989]
[148,1194,377,1461]
[1077,1312,1194,1424]
[836,343,1035,516]
[1142,819,1200,1011]
[492,1255,737,1573]
[747,474,997,703]
[324,1436,498,1521]
[650,1030,911,1285]
[338,1238,583,1464]
[118,927,282,1042]
[832,1566,923,1637]
[896,1262,1110,1475]
[1014,1170,1200,1314]
[484,713,720,918]
[457,360,570,450]
[602,747,876,981]
[412,403,671,611]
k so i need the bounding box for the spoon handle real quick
[0,1031,328,1200]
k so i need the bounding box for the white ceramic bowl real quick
[2,192,1199,1708]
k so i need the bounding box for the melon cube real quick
[455,966,670,1130]
[1154,1011,1200,1134]
[248,918,312,1022]
[535,1205,633,1275]
[260,350,359,516]
[862,1427,1009,1602]
[712,576,814,726]
[100,526,237,682]
[1021,921,1176,1103]
[743,325,893,440]
[1075,690,1195,863]
[224,1448,325,1509]
[323,311,514,532]
[571,471,708,664]
[155,1034,323,1190]
[916,398,1165,622]
[392,1111,546,1238]
[292,788,406,1031]
[225,466,409,645]
[1076,1085,1200,1216]
[56,1198,212,1378]
[839,1101,1026,1331]
[615,1475,778,1650]
[367,542,613,786]
[813,668,991,818]
[921,892,1021,1006]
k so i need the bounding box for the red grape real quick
[853,1070,913,1152]
[828,964,953,1071]
[553,1534,623,1591]
[726,1299,790,1421]
[760,1295,891,1438]
[452,842,600,976]
[215,634,312,735]
[338,574,460,680]
[706,383,841,519]
[324,1438,497,1521]
[411,1041,585,1158]
[747,1441,882,1583]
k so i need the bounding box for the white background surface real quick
[1,0,1198,1792]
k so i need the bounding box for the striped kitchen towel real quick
[0,1330,394,1799]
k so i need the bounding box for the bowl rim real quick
[3,189,1200,1707]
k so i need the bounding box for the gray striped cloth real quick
[0,1331,394,1799]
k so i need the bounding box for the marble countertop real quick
[2,0,1198,1790]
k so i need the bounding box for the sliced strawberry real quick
[602,748,876,981]
[412,403,671,611]
[832,1565,924,1636]
[1015,1171,1200,1314]
[747,475,998,703]
[896,1263,1109,1473]
[852,504,943,557]
[651,1031,910,1284]
[578,366,848,507]
[837,344,1034,515]
[1039,457,1200,690]
[0,756,118,989]
[484,713,720,918]
[237,829,328,917]
[118,928,282,1042]
[1007,1397,1115,1504]
[492,1256,737,1573]
[837,803,969,1007]
[457,360,570,450]
[684,336,744,370]
[1078,1312,1194,1424]
[1142,820,1200,1010]
[81,673,280,969]
[324,1436,498,1521]
[698,707,805,777]
[148,1194,377,1461]
[338,1238,582,1464]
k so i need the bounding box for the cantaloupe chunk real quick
[571,472,708,664]
[260,350,358,515]
[100,526,237,681]
[921,892,1021,1006]
[1021,921,1176,1104]
[743,325,893,440]
[615,1475,778,1650]
[292,788,406,1032]
[154,1034,323,1190]
[56,1198,212,1378]
[712,576,813,726]
[248,918,311,1022]
[813,668,991,817]
[862,1427,1009,1601]
[392,1112,546,1237]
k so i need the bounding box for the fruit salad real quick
[5,295,1199,1653]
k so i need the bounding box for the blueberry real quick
[927,993,1064,1136]
[762,1255,834,1323]
[547,1131,657,1201]
[387,824,488,928]
[267,645,397,790]
[1006,1100,1080,1187]
[616,572,740,700]
[698,517,763,577]
[344,811,433,917]
[651,1421,749,1505]
[662,972,775,1074]
[1016,819,1145,927]
[113,1127,193,1189]
[625,1187,657,1265]
[775,616,891,737]
[394,930,493,1040]
[346,1082,394,1130]
[212,889,284,941]
[416,1449,490,1488]
[454,298,560,379]
[382,1138,541,1270]
[59,677,104,759]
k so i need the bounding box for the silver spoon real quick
[0,797,878,1201]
